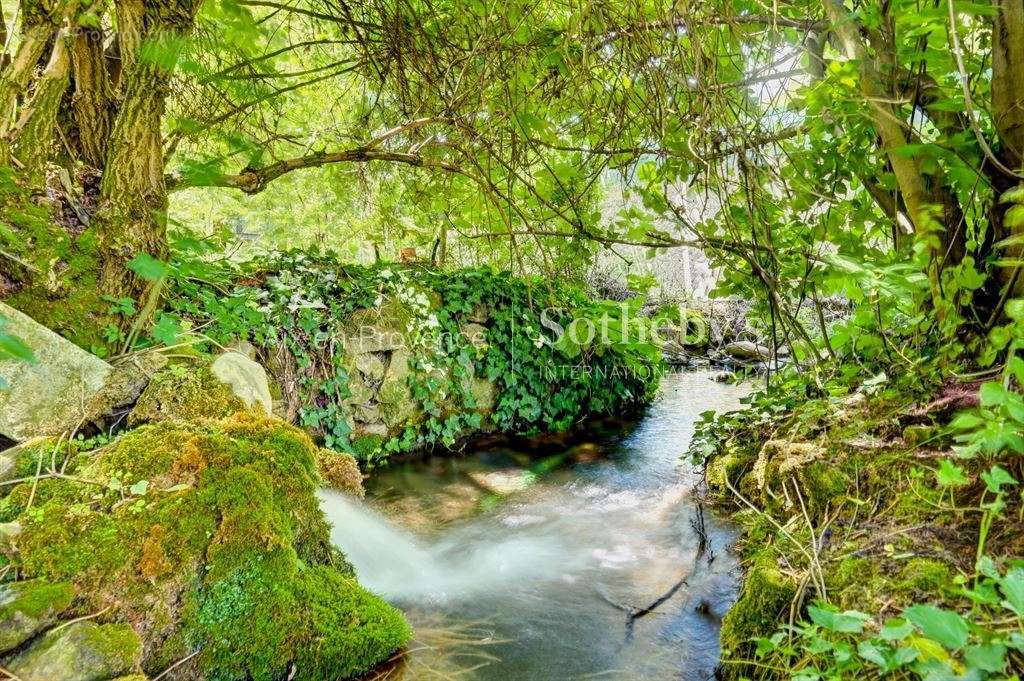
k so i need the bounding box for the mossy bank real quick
[693,372,1024,679]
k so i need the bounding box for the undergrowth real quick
[692,315,1024,679]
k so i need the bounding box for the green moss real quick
[9,412,409,679]
[719,553,796,672]
[351,434,384,461]
[128,362,246,426]
[897,558,951,596]
[81,622,143,665]
[0,579,74,621]
[316,449,365,496]
[0,168,108,348]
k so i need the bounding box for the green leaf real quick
[129,480,149,496]
[0,322,35,364]
[981,465,1017,494]
[963,642,1006,673]
[127,252,169,281]
[152,314,183,347]
[880,618,914,641]
[999,567,1024,617]
[807,603,869,633]
[999,185,1024,204]
[904,604,969,650]
[1005,204,1024,228]
[979,382,1007,407]
[857,640,888,667]
[935,459,969,487]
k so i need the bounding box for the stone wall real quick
[268,300,497,453]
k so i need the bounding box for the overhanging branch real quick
[166,147,462,193]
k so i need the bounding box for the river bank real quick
[696,370,1024,679]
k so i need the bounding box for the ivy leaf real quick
[904,604,969,650]
[127,252,169,281]
[935,459,969,487]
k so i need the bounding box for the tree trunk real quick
[9,29,72,177]
[69,26,113,169]
[94,0,201,302]
[989,0,1024,298]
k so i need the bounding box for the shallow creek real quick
[319,371,750,680]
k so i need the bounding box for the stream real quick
[319,370,749,680]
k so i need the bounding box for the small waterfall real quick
[318,490,578,603]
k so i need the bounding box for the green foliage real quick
[165,249,662,463]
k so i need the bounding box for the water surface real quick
[320,371,749,680]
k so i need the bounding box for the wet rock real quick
[722,341,772,362]
[467,469,532,495]
[0,579,75,653]
[0,303,112,441]
[354,352,386,381]
[378,349,417,428]
[7,621,142,681]
[459,323,489,351]
[711,371,734,383]
[661,340,689,365]
[0,521,21,559]
[210,351,273,414]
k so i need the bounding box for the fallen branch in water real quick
[597,574,689,642]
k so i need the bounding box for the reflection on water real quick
[320,371,750,680]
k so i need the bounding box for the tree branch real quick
[167,147,462,193]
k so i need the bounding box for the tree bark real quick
[823,0,966,281]
[989,0,1024,297]
[9,27,72,177]
[70,26,113,169]
[94,0,202,301]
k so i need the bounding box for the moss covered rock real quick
[128,362,246,426]
[719,555,796,676]
[5,412,408,680]
[0,579,74,653]
[315,449,365,497]
[7,621,141,681]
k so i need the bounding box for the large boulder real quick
[6,621,141,681]
[0,303,111,440]
[0,579,74,653]
[210,351,273,414]
[128,361,246,426]
[0,413,408,680]
[723,340,773,362]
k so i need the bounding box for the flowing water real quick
[319,371,749,680]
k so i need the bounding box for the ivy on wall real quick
[166,250,663,463]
